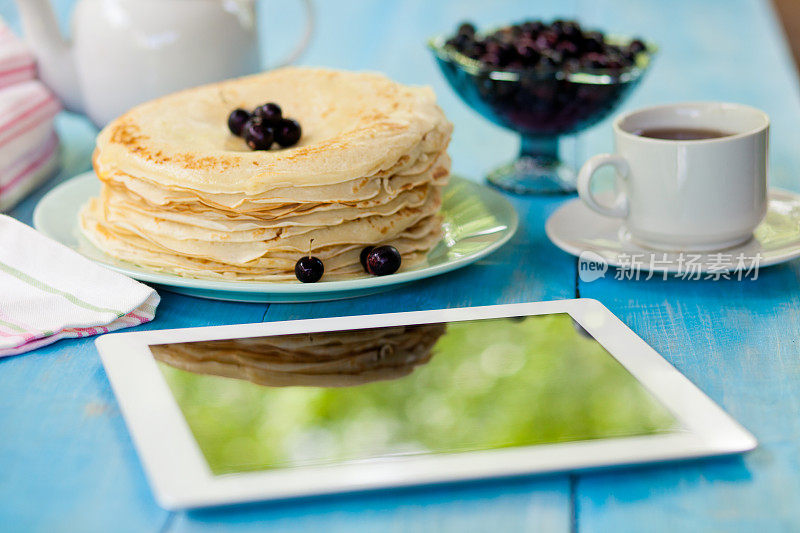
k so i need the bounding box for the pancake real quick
[97,150,451,213]
[80,67,453,281]
[94,67,452,193]
[81,206,441,280]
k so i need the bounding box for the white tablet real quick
[96,299,756,510]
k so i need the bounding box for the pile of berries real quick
[445,19,647,72]
[228,103,302,151]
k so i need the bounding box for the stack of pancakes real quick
[80,67,453,281]
[152,324,445,387]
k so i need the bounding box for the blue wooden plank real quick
[0,111,269,531]
[575,0,800,190]
[221,200,577,533]
[0,0,578,531]
[574,1,800,530]
[169,1,580,531]
[169,479,570,533]
[5,0,798,531]
[0,298,269,533]
[578,268,800,532]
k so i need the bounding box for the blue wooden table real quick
[3,0,800,530]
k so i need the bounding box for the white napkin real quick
[0,215,160,356]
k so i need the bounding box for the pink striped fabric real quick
[0,314,155,356]
[0,132,58,194]
[0,21,35,89]
[0,81,60,145]
[0,80,61,211]
[0,20,63,211]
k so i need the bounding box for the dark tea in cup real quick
[633,127,732,140]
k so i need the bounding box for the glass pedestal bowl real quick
[429,36,654,194]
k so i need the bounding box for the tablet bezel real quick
[95,298,756,510]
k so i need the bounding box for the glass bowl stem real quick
[487,134,577,195]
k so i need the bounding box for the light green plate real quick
[33,172,518,302]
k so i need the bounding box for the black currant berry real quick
[243,118,274,150]
[360,246,374,272]
[254,102,282,123]
[275,118,302,147]
[366,246,401,276]
[295,256,324,283]
[227,108,251,136]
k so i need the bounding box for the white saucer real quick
[545,189,800,274]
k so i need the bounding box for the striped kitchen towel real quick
[0,80,61,211]
[0,131,59,211]
[0,215,160,356]
[0,80,60,147]
[0,20,35,90]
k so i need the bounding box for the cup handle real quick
[577,153,630,218]
[265,0,315,68]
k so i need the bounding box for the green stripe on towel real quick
[0,260,124,316]
[0,317,27,333]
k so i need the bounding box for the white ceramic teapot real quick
[14,0,313,126]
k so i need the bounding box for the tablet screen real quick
[151,313,679,476]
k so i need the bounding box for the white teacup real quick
[577,102,769,251]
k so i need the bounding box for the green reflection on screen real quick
[155,314,677,475]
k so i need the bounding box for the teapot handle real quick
[265,0,315,68]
